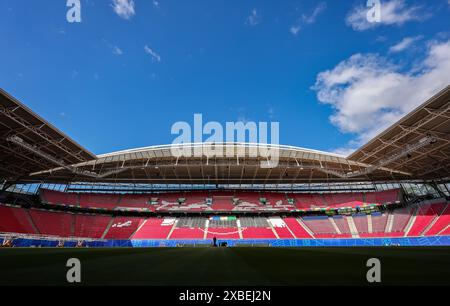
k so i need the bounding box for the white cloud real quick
[375,35,387,42]
[301,2,327,24]
[112,46,123,55]
[290,2,326,36]
[313,39,450,153]
[290,26,301,36]
[389,35,422,53]
[330,147,356,157]
[153,0,159,7]
[246,9,261,26]
[112,0,135,20]
[144,45,161,62]
[346,0,426,31]
[102,38,123,55]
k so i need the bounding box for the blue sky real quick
[1,0,449,156]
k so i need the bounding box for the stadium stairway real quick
[425,203,450,236]
[329,218,341,234]
[438,225,450,236]
[203,219,209,239]
[101,218,115,239]
[421,203,447,235]
[165,220,176,239]
[101,217,141,239]
[267,220,280,239]
[236,220,244,239]
[335,216,351,236]
[389,207,415,236]
[385,213,394,233]
[70,215,75,236]
[131,218,175,239]
[129,219,147,239]
[404,207,419,236]
[407,202,447,236]
[367,214,373,233]
[268,217,295,239]
[109,194,123,211]
[25,210,40,235]
[346,216,360,238]
[296,218,315,238]
[422,205,446,235]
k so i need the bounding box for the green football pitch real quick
[1,247,450,286]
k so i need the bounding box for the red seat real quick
[283,218,313,238]
[132,218,175,239]
[74,215,111,238]
[169,228,205,239]
[40,189,79,206]
[408,203,446,236]
[241,227,276,239]
[30,209,73,237]
[425,203,450,236]
[0,206,37,235]
[104,217,145,239]
[269,217,294,238]
[206,228,240,239]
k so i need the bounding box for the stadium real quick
[1,84,449,286]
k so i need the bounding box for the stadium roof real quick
[28,143,410,184]
[348,85,450,181]
[0,85,449,185]
[0,88,95,182]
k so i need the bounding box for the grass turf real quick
[1,247,450,286]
